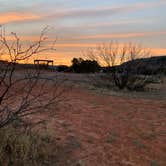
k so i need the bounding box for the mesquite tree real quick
[0,26,65,128]
[86,42,151,90]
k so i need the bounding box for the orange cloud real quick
[4,35,43,41]
[0,0,165,26]
[55,43,97,48]
[2,32,155,47]
[0,12,41,25]
[72,31,166,40]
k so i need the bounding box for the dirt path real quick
[46,87,166,166]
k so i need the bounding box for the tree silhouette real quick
[71,58,100,73]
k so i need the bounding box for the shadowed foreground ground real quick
[44,87,166,166]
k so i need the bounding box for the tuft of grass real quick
[106,131,119,144]
[111,111,119,116]
[142,132,157,140]
[0,124,57,166]
[132,138,146,149]
[150,161,160,166]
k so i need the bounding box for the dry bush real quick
[86,42,152,91]
[0,124,58,166]
[0,26,67,128]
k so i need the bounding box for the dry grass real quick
[0,123,58,166]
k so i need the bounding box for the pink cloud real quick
[71,31,166,40]
[0,12,41,25]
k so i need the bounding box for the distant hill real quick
[101,56,166,75]
[121,55,166,75]
[123,55,166,66]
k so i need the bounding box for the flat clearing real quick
[10,72,166,165]
[41,73,166,166]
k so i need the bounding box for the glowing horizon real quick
[0,0,166,65]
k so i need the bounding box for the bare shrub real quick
[86,42,152,91]
[0,26,65,128]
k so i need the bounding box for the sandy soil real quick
[8,71,165,165]
[44,86,166,166]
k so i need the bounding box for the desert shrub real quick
[86,42,153,91]
[36,64,50,70]
[57,65,71,72]
[126,75,150,91]
[0,124,57,166]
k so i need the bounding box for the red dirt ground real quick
[46,87,166,166]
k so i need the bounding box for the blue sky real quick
[0,0,166,64]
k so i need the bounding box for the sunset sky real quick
[0,0,166,65]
